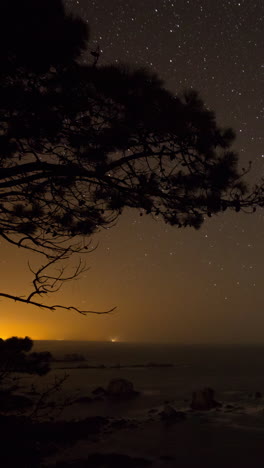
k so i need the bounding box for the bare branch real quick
[26,248,89,301]
[0,293,116,315]
[28,374,70,421]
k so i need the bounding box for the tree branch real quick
[0,293,116,315]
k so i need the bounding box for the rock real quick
[190,387,222,411]
[64,353,86,362]
[248,391,262,400]
[93,396,104,401]
[160,404,177,419]
[74,396,92,404]
[159,455,175,461]
[160,404,186,422]
[106,378,138,398]
[92,386,106,396]
[110,418,129,429]
[225,404,235,410]
[148,408,158,414]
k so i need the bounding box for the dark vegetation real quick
[0,337,115,467]
[56,453,152,467]
[0,336,52,412]
[0,336,51,380]
[1,413,110,468]
[0,337,55,466]
[0,0,263,313]
[0,336,146,467]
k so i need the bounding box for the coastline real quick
[22,341,264,466]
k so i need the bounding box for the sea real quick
[31,341,264,420]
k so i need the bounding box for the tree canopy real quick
[0,0,263,313]
[0,336,51,380]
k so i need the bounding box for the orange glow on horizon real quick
[0,321,49,341]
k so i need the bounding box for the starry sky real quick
[0,0,263,343]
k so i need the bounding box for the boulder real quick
[74,396,92,404]
[160,404,186,422]
[64,353,86,362]
[106,378,137,398]
[92,386,106,396]
[148,408,158,414]
[190,387,222,411]
[225,404,235,410]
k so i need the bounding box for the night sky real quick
[0,0,263,343]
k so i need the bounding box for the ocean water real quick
[32,341,264,409]
[24,342,264,467]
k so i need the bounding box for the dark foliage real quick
[0,0,263,311]
[0,414,109,467]
[56,453,151,467]
[0,336,52,378]
[0,0,88,73]
[0,413,151,467]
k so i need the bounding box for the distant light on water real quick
[110,337,118,343]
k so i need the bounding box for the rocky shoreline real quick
[3,380,264,467]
